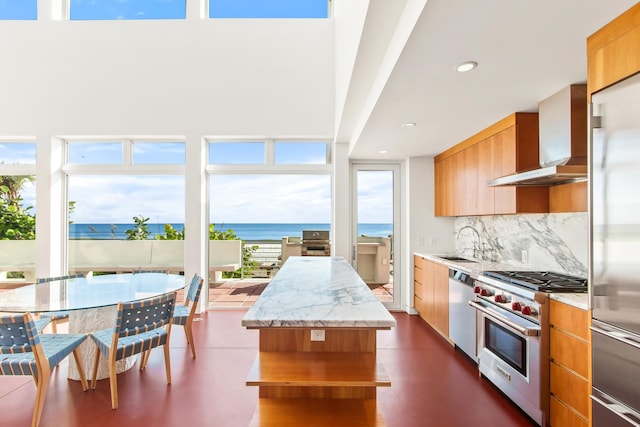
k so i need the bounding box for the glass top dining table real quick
[0,273,186,313]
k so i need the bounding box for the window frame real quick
[206,138,332,175]
[63,137,186,175]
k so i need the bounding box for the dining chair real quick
[0,313,89,427]
[171,274,203,358]
[36,273,85,333]
[89,292,176,410]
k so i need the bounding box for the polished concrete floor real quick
[0,310,538,427]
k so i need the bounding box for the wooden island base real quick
[246,327,390,426]
[241,257,397,426]
[249,398,385,426]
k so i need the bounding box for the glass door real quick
[351,163,400,310]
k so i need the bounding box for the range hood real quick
[488,85,588,187]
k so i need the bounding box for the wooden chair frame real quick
[172,274,204,358]
[0,313,89,427]
[89,292,176,409]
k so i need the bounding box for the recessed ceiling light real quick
[402,122,416,127]
[378,150,389,154]
[456,61,478,73]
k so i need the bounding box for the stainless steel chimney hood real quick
[488,85,588,187]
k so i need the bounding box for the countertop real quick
[414,252,516,277]
[241,256,397,329]
[549,293,590,310]
[415,252,591,310]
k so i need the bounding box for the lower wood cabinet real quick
[413,256,449,338]
[549,299,591,427]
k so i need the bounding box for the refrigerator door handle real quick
[591,324,640,350]
[591,393,640,427]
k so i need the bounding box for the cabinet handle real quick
[591,394,640,427]
[591,324,640,351]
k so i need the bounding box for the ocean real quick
[68,223,393,241]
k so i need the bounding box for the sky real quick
[0,0,328,20]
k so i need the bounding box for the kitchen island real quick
[242,256,396,426]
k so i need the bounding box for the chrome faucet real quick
[456,225,481,259]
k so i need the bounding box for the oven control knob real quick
[521,306,537,315]
[494,294,507,303]
[473,286,482,294]
[480,288,493,296]
[511,302,522,311]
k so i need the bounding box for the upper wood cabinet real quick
[434,113,549,216]
[587,3,640,97]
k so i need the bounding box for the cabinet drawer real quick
[549,299,590,340]
[414,293,424,314]
[414,280,424,298]
[550,328,589,378]
[550,361,589,418]
[414,255,425,270]
[550,396,588,427]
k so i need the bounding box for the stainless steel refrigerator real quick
[591,71,640,427]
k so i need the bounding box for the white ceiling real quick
[339,0,638,160]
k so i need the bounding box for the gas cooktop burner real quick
[483,270,588,293]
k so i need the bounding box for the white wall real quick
[407,155,455,313]
[408,156,455,254]
[0,19,334,135]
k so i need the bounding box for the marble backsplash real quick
[454,213,588,276]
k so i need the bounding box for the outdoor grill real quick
[300,230,330,256]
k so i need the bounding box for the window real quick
[68,142,122,165]
[274,141,328,165]
[133,142,185,165]
[0,141,37,279]
[208,140,330,167]
[70,0,187,20]
[209,142,265,165]
[0,142,37,165]
[209,0,329,19]
[0,0,37,20]
[67,140,186,165]
[64,138,185,274]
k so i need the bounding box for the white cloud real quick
[210,175,331,223]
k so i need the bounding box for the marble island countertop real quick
[241,256,397,329]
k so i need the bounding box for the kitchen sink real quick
[438,255,478,263]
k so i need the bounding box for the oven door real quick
[470,300,543,425]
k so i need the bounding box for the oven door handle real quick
[469,301,540,336]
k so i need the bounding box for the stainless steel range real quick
[300,230,330,256]
[470,270,587,426]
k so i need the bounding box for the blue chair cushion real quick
[0,333,87,375]
[90,327,169,361]
[0,353,38,376]
[39,334,88,369]
[34,318,52,333]
[171,305,190,326]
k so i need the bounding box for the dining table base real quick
[67,306,136,381]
